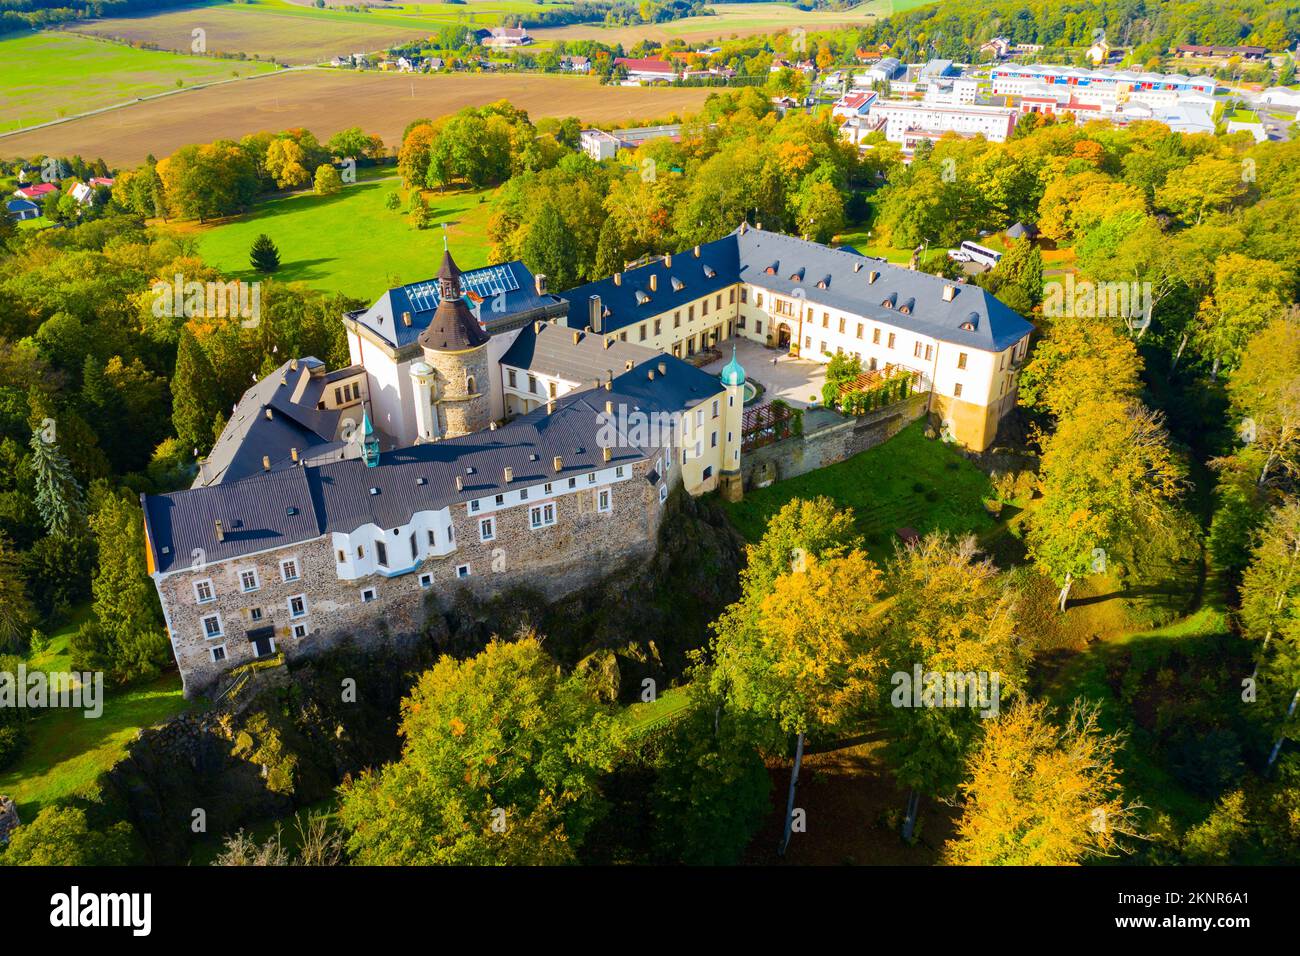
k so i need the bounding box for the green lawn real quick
[833,228,913,264]
[722,420,997,562]
[193,180,495,300]
[0,609,197,820]
[0,31,276,132]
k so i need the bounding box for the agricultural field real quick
[0,70,712,166]
[0,31,276,132]
[189,179,495,300]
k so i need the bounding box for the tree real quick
[883,533,1025,839]
[0,534,34,652]
[1193,254,1290,378]
[339,637,620,864]
[1240,500,1300,674]
[944,700,1141,865]
[520,201,580,291]
[249,233,281,274]
[264,137,311,190]
[1,805,133,866]
[711,550,886,853]
[1227,314,1300,487]
[1156,154,1247,226]
[979,236,1043,314]
[171,329,221,458]
[1028,399,1186,609]
[1017,312,1143,421]
[408,191,431,231]
[313,163,343,196]
[28,424,84,538]
[70,491,169,682]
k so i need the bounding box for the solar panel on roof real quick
[404,264,521,313]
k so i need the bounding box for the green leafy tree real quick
[0,534,35,652]
[339,637,620,864]
[520,201,580,291]
[1,806,133,866]
[313,163,343,196]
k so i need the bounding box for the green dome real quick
[720,346,746,387]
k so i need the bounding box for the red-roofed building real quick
[14,183,56,201]
[614,57,678,84]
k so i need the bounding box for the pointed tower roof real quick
[720,345,746,387]
[418,249,490,352]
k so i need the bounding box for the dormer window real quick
[789,267,804,282]
[898,298,915,315]
[882,293,896,309]
[960,313,979,332]
[816,275,830,289]
[764,261,779,275]
[635,290,650,305]
[703,266,716,278]
[671,277,684,292]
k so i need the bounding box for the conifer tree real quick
[172,329,221,457]
[249,233,281,273]
[28,424,84,538]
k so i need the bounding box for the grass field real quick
[191,179,494,298]
[722,420,997,562]
[0,609,196,820]
[0,31,276,132]
[0,69,712,166]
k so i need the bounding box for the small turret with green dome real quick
[720,345,746,387]
[361,408,380,467]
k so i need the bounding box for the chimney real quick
[605,400,614,415]
[265,408,273,421]
[665,253,673,267]
[455,475,464,492]
[589,294,602,333]
[573,330,581,345]
[547,400,555,415]
[756,222,763,230]
[739,222,748,235]
[649,274,658,292]
[402,311,412,327]
[868,271,879,284]
[535,273,547,296]
[489,421,497,430]
[290,447,299,463]
[693,245,701,258]
[290,358,298,372]
[553,455,563,471]
[613,272,622,286]
[604,336,614,349]
[603,446,612,462]
[942,284,957,302]
[657,361,666,375]
[604,373,613,391]
[534,320,543,334]
[853,261,863,273]
[504,466,513,483]
[214,520,225,543]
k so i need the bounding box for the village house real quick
[481,26,531,49]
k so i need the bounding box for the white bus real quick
[959,240,1002,268]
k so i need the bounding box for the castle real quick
[143,225,1031,696]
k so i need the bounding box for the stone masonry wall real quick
[740,392,929,490]
[158,458,667,697]
[427,345,491,438]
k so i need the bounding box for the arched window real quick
[465,374,476,395]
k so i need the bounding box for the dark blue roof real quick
[561,227,1033,353]
[144,355,722,575]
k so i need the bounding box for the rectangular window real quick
[640,324,647,341]
[716,294,722,310]
[507,369,517,388]
[712,400,719,419]
[479,517,495,542]
[729,289,736,304]
[597,489,611,512]
[288,595,307,619]
[202,614,223,639]
[957,352,968,370]
[674,311,681,328]
[702,298,710,316]
[360,588,376,603]
[528,374,538,393]
[711,431,718,448]
[659,484,668,504]
[520,488,528,501]
[887,333,895,349]
[292,622,308,639]
[419,573,433,589]
[755,320,762,335]
[427,529,436,548]
[614,466,624,478]
[376,540,388,567]
[856,323,864,339]
[280,559,299,583]
[654,319,661,336]
[954,382,963,397]
[547,382,557,399]
[805,336,811,350]
[530,503,557,529]
[689,305,695,320]
[568,477,577,489]
[914,341,923,358]
[409,532,418,561]
[822,312,829,328]
[211,645,226,663]
[194,579,214,604]
[470,500,480,513]
[740,288,748,303]
[738,315,746,329]
[544,482,553,494]
[456,564,471,579]
[250,607,263,623]
[337,549,346,563]
[587,472,596,484]
[756,293,763,308]
[925,345,933,361]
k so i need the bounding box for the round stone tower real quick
[719,345,745,502]
[416,249,491,439]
